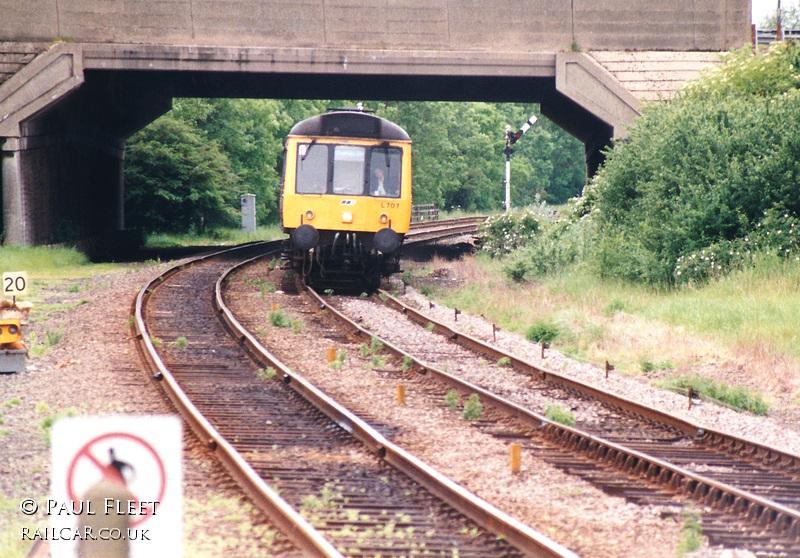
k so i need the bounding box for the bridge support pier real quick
[1,127,127,250]
[0,43,170,255]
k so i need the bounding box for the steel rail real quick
[132,242,346,558]
[378,289,800,473]
[316,287,800,540]
[405,216,486,243]
[215,258,580,558]
[408,215,486,231]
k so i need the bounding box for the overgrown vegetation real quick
[328,350,348,370]
[544,404,576,426]
[453,40,800,398]
[0,246,119,280]
[660,373,770,415]
[269,308,292,328]
[525,320,560,344]
[445,390,460,410]
[145,224,284,247]
[256,367,277,381]
[677,506,703,555]
[479,41,800,287]
[461,394,483,421]
[36,403,77,444]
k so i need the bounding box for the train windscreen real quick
[295,143,403,198]
[332,146,366,195]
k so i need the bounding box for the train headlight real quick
[8,324,19,335]
[305,210,315,221]
[379,214,389,224]
[342,212,353,223]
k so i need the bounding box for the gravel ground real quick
[226,263,763,558]
[0,260,298,558]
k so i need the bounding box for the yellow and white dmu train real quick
[281,108,412,289]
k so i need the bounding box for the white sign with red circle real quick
[51,415,182,558]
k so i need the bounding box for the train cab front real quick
[280,108,412,289]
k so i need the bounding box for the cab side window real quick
[369,148,402,198]
[296,143,328,194]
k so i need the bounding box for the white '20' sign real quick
[3,271,28,297]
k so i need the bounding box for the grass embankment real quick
[408,253,796,414]
[0,246,120,280]
[145,225,284,247]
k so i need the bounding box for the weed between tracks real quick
[544,404,576,427]
[676,506,703,554]
[269,307,304,333]
[443,390,484,421]
[298,482,433,553]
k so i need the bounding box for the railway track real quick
[132,240,577,558]
[405,216,485,244]
[314,285,800,557]
[131,221,800,556]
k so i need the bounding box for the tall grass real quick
[0,246,119,280]
[646,256,800,359]
[435,253,800,384]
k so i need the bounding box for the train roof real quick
[288,110,410,141]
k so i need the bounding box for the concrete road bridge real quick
[0,1,751,253]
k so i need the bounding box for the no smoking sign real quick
[51,415,182,558]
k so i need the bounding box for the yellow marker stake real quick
[327,347,337,363]
[510,443,521,473]
[397,384,406,405]
[271,302,278,312]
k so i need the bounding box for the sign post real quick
[503,115,537,211]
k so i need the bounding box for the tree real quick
[759,2,800,29]
[123,99,587,233]
[378,101,585,211]
[124,114,241,234]
[580,42,800,284]
[172,98,292,224]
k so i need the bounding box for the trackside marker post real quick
[397,384,406,405]
[510,443,521,473]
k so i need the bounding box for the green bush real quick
[684,42,800,99]
[478,209,540,258]
[502,219,584,281]
[525,320,559,344]
[575,41,800,285]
